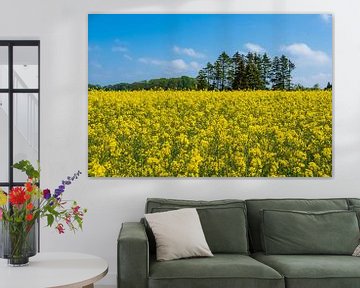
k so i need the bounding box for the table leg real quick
[82,284,94,288]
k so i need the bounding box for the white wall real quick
[1,0,360,286]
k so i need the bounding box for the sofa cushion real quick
[347,198,360,207]
[261,209,359,255]
[346,199,360,229]
[252,252,360,288]
[246,198,349,252]
[145,208,213,261]
[349,205,360,228]
[146,198,249,254]
[149,254,284,288]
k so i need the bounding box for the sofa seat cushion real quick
[149,254,284,288]
[252,252,360,288]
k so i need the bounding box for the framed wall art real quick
[88,14,332,177]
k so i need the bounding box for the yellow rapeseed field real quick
[88,90,332,177]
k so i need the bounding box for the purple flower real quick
[43,189,51,200]
[54,171,82,199]
[54,189,63,198]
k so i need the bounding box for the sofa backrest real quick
[245,198,349,252]
[145,198,249,255]
[348,198,360,207]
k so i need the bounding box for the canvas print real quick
[88,14,332,177]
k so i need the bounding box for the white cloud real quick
[245,43,266,53]
[138,58,165,65]
[153,59,165,65]
[311,72,332,83]
[124,54,133,61]
[112,46,128,52]
[89,61,102,69]
[173,46,205,58]
[171,59,188,70]
[190,61,201,70]
[238,51,247,56]
[138,58,148,64]
[293,72,332,87]
[112,39,129,53]
[320,14,332,23]
[138,57,201,74]
[282,43,330,65]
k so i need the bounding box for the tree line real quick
[196,51,295,91]
[89,76,196,91]
[89,51,332,91]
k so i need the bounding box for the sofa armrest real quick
[118,222,149,288]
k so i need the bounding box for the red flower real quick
[9,187,26,205]
[65,214,71,225]
[26,203,34,210]
[24,193,31,200]
[56,223,65,234]
[25,182,33,192]
[26,214,33,221]
[72,205,80,215]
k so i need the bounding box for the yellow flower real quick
[0,190,7,206]
[88,90,332,177]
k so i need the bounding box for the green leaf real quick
[47,206,60,217]
[47,214,54,227]
[75,216,83,230]
[13,160,40,180]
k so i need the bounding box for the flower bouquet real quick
[0,160,87,266]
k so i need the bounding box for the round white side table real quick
[0,252,108,288]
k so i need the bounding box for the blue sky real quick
[89,14,332,88]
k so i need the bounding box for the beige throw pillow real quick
[145,208,213,261]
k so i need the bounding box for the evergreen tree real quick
[280,55,295,90]
[324,82,332,90]
[194,51,297,91]
[293,83,305,91]
[261,53,272,88]
[196,69,208,90]
[313,83,320,90]
[270,56,283,90]
[215,51,232,90]
[213,60,222,90]
[270,55,294,90]
[245,52,262,90]
[232,52,246,90]
[254,53,266,89]
[204,62,215,89]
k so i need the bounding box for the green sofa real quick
[118,198,360,288]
